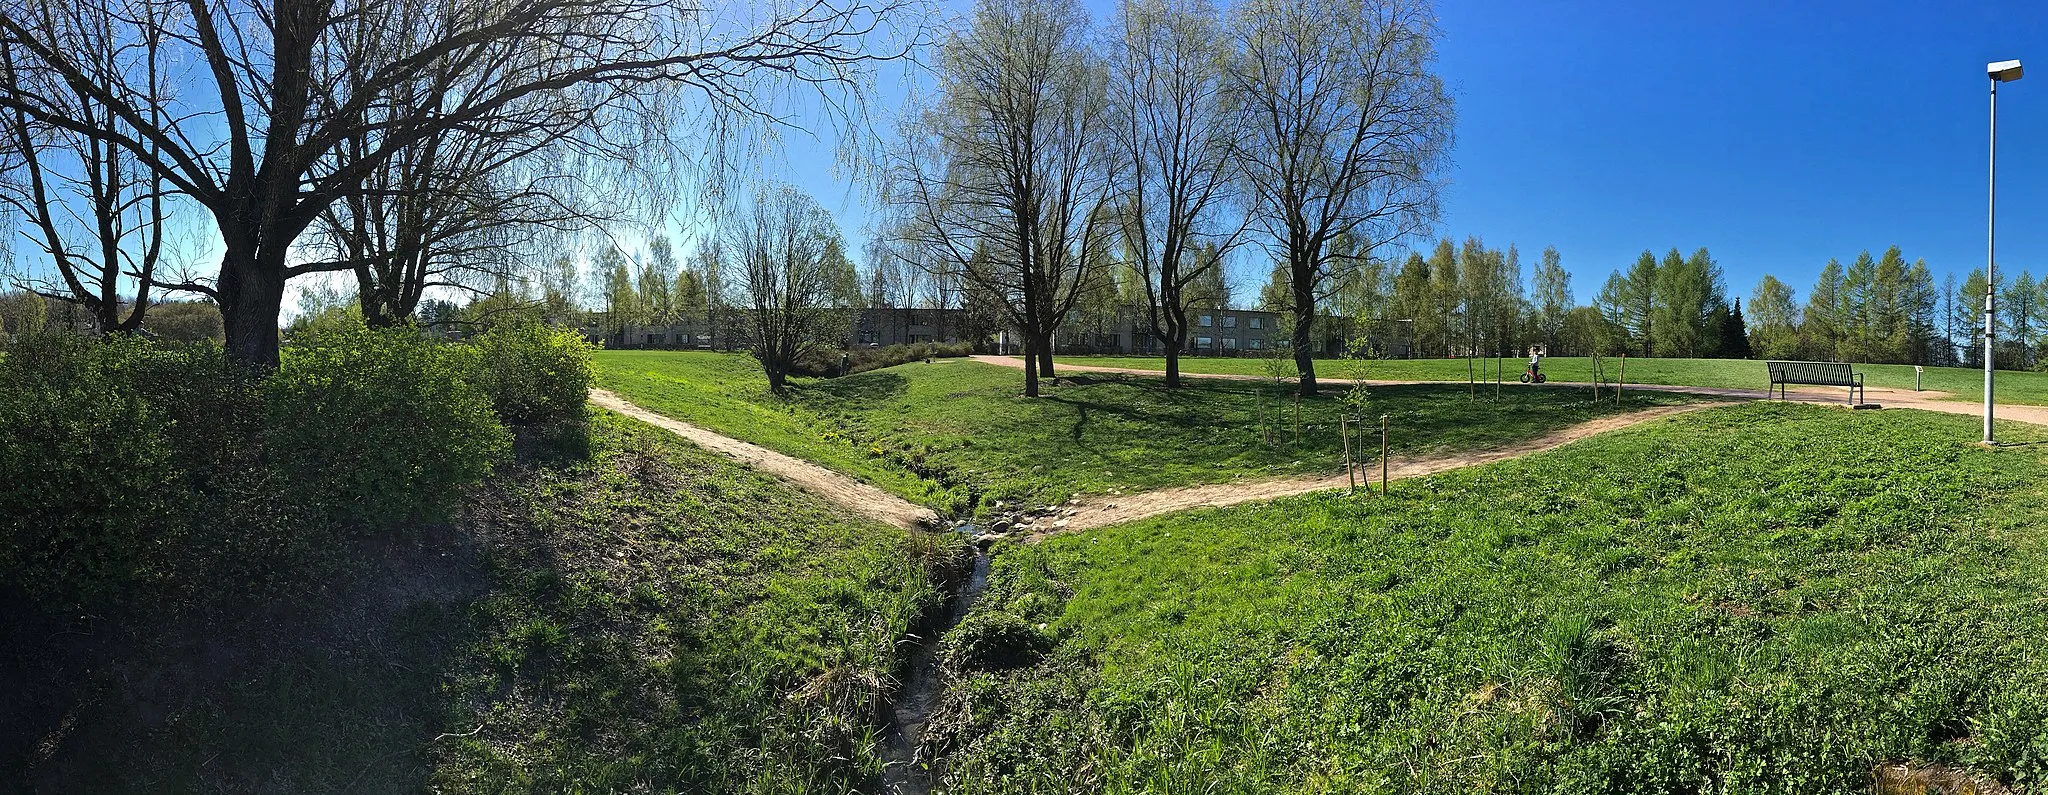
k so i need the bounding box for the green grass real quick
[926,403,2048,793]
[1079,354,2048,405]
[431,411,950,792]
[593,351,1706,517]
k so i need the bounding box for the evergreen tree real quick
[1720,298,1752,358]
[1620,251,1658,356]
[1803,259,1844,360]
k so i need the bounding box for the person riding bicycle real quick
[1523,349,1544,383]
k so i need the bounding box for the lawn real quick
[1078,354,2048,405]
[592,351,1707,517]
[924,402,2048,793]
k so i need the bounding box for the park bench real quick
[1765,361,1865,404]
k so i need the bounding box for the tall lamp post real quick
[1985,59,2023,445]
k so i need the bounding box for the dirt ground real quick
[588,389,941,530]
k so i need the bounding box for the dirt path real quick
[1012,403,1714,541]
[588,389,940,531]
[969,355,2048,427]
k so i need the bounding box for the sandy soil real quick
[588,389,940,531]
[1015,403,1715,541]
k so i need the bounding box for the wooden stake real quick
[1617,354,1626,405]
[1342,415,1354,491]
[1379,414,1390,496]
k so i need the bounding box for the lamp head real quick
[1990,59,2024,82]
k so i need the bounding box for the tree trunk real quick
[219,244,285,367]
[1292,312,1317,396]
[1021,334,1040,397]
[1164,343,1181,389]
[1036,336,1054,379]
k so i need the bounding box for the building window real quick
[1199,314,1213,327]
[1223,337,1238,350]
[1196,336,1213,347]
[646,333,664,345]
[1249,317,1263,329]
[1248,338,1262,350]
[1222,316,1236,328]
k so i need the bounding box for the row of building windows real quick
[1192,336,1270,350]
[1196,314,1264,329]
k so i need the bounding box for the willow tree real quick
[885,0,1116,397]
[728,184,848,393]
[1225,0,1452,395]
[0,0,914,366]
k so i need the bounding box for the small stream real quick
[878,530,991,795]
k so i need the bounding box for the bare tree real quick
[0,10,174,333]
[1106,0,1240,388]
[1225,0,1453,394]
[0,0,918,366]
[728,183,848,393]
[884,0,1116,397]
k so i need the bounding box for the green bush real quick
[467,321,594,426]
[0,334,182,604]
[268,327,510,531]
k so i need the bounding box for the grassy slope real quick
[1078,354,2048,405]
[930,403,2048,793]
[593,351,1704,516]
[433,412,948,793]
[20,413,944,793]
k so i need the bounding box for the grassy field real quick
[593,351,1706,517]
[925,403,2048,793]
[19,413,948,793]
[1078,354,2048,405]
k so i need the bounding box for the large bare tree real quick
[728,183,848,393]
[1225,0,1453,395]
[1106,0,1239,388]
[0,0,915,366]
[884,0,1115,397]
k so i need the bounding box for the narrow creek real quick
[878,527,992,795]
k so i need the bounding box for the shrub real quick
[0,333,182,605]
[467,320,594,426]
[268,327,510,530]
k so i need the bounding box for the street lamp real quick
[1985,59,2023,445]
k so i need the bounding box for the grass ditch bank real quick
[7,411,956,793]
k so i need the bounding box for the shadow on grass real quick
[799,370,911,404]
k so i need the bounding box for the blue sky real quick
[781,0,2048,308]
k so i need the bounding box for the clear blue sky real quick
[778,0,2048,308]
